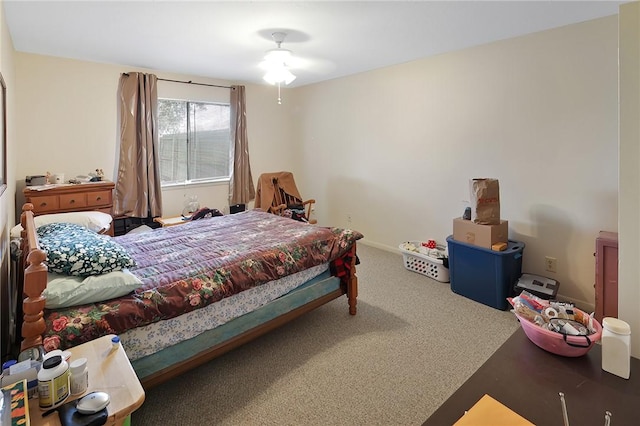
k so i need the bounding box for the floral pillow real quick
[37,222,135,276]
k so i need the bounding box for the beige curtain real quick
[228,85,255,205]
[113,72,163,218]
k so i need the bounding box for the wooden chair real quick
[255,172,317,224]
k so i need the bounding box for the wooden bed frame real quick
[18,203,358,388]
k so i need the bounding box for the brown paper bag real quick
[469,178,500,224]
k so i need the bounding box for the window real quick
[158,99,231,185]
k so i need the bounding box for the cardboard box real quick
[453,218,508,249]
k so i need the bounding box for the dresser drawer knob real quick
[96,196,102,201]
[70,199,76,204]
[40,202,47,207]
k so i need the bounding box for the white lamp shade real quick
[263,67,296,85]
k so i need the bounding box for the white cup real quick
[52,173,65,184]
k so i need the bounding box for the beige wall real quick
[13,54,295,217]
[619,1,640,357]
[0,0,17,358]
[0,1,16,231]
[291,16,619,312]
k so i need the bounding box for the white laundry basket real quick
[399,242,450,283]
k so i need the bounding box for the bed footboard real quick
[19,204,48,352]
[347,243,358,315]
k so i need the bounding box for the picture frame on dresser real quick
[0,71,6,197]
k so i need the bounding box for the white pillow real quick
[126,224,153,235]
[43,269,142,309]
[11,211,112,238]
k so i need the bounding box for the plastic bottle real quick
[37,355,70,409]
[601,317,631,379]
[2,360,17,379]
[69,357,88,395]
[111,335,120,351]
[0,360,17,386]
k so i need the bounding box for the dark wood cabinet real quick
[595,231,618,322]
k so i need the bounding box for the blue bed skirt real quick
[132,269,341,380]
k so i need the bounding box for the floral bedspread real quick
[42,209,363,351]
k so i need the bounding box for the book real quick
[0,379,30,426]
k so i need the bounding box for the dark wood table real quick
[424,328,640,425]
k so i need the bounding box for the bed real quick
[17,203,362,388]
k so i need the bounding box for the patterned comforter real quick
[42,210,363,351]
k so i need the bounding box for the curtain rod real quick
[158,77,233,89]
[122,73,233,89]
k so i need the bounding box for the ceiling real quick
[3,1,624,88]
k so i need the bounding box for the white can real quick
[37,355,70,409]
[601,317,631,379]
[69,357,88,395]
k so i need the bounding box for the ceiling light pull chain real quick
[277,81,282,105]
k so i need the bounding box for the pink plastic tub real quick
[515,310,602,357]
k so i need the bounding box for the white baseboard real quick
[358,239,401,254]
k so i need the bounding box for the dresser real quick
[23,181,115,235]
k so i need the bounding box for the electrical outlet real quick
[346,214,352,224]
[545,256,557,273]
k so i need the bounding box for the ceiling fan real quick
[260,32,297,104]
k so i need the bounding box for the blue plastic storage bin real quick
[446,236,525,310]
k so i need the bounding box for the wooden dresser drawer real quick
[60,193,88,210]
[23,181,116,235]
[30,195,60,213]
[87,190,112,207]
[24,181,115,216]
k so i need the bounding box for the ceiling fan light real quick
[261,31,296,103]
[283,70,296,85]
[263,67,296,85]
[263,71,278,85]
